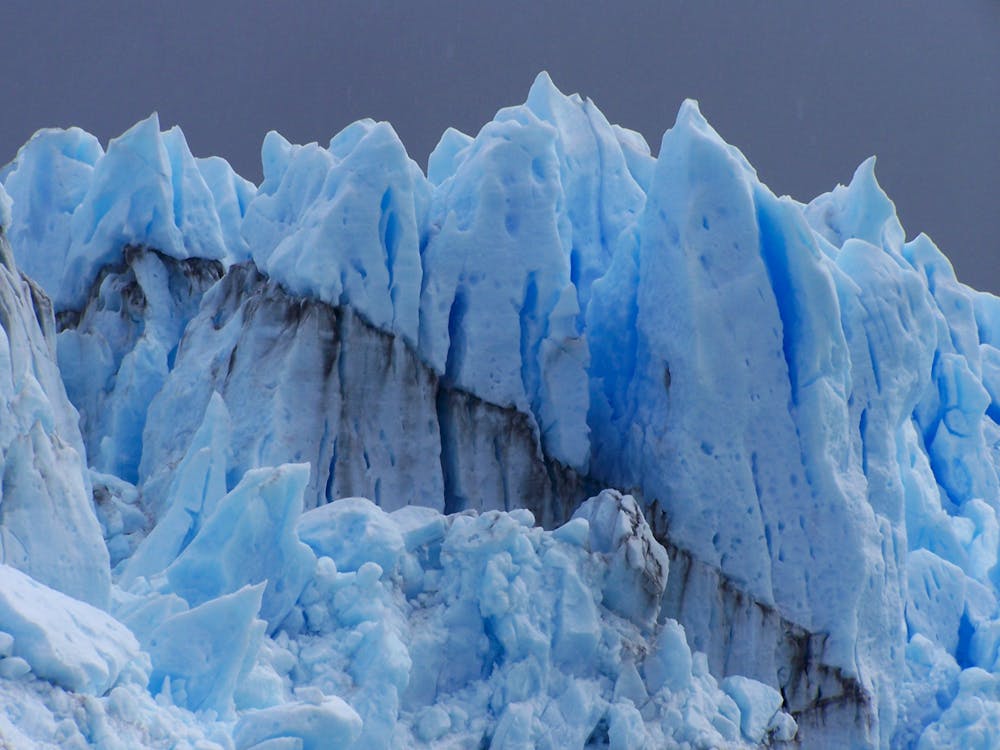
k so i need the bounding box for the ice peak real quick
[525,70,584,114]
[110,112,163,164]
[427,126,474,185]
[805,153,905,252]
[3,114,249,310]
[260,129,294,185]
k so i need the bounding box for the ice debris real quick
[0,564,144,695]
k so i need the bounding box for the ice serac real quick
[522,72,646,316]
[581,100,956,746]
[243,121,428,345]
[3,115,247,312]
[3,119,249,484]
[0,202,110,607]
[57,247,224,482]
[422,71,645,474]
[1,128,103,297]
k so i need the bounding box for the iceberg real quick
[0,73,997,747]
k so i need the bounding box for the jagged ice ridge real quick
[0,72,996,748]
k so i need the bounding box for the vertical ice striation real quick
[420,89,591,471]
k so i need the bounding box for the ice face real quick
[0,231,109,608]
[1,72,1000,747]
[0,182,11,230]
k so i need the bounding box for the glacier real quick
[0,71,997,747]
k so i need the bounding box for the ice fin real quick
[147,583,265,715]
[163,464,316,631]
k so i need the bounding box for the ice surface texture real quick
[2,72,999,747]
[0,223,109,608]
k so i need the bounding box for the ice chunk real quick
[163,464,316,631]
[643,619,692,694]
[297,497,405,575]
[146,584,265,714]
[91,470,146,569]
[232,697,363,750]
[906,549,966,654]
[0,656,30,679]
[917,668,1000,750]
[389,504,449,552]
[112,587,189,647]
[415,705,451,741]
[608,701,647,750]
[720,675,784,743]
[0,564,144,695]
[120,392,231,585]
[572,490,668,627]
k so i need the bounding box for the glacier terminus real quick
[0,73,996,748]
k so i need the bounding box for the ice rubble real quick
[1,72,999,747]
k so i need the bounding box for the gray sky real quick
[3,1,998,290]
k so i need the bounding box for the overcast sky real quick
[3,1,998,290]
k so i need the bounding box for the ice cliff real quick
[0,73,997,748]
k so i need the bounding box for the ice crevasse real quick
[0,72,997,748]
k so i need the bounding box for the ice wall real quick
[3,73,1000,747]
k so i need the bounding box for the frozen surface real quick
[0,564,144,695]
[1,73,1000,747]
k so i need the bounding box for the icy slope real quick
[1,73,999,747]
